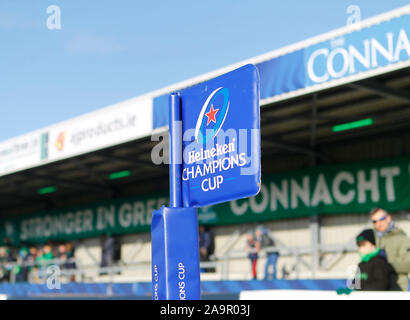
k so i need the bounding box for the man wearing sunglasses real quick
[370,207,410,291]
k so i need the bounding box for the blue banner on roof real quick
[256,49,305,99]
[153,12,410,129]
[153,94,169,129]
[305,13,410,87]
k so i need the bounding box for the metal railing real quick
[0,257,153,284]
[0,230,360,284]
[0,244,359,284]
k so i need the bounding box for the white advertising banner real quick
[47,97,153,162]
[0,132,46,176]
[0,97,153,176]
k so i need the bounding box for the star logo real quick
[204,104,219,126]
[194,87,229,144]
[55,132,65,152]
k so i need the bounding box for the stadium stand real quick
[1,5,410,298]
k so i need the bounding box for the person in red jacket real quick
[246,232,261,280]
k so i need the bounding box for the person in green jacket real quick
[42,244,54,261]
[370,207,410,291]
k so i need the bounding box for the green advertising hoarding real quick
[2,155,410,244]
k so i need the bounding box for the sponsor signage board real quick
[0,98,153,177]
[2,154,410,244]
[180,64,261,207]
[48,98,153,162]
[0,133,46,176]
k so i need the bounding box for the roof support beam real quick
[315,117,410,145]
[0,192,40,202]
[261,139,330,162]
[96,152,168,172]
[347,79,410,103]
[270,103,410,141]
[261,95,380,125]
[21,172,111,193]
[70,158,111,187]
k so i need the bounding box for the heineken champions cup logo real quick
[150,64,260,207]
[195,87,230,144]
[184,87,249,193]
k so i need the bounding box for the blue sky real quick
[1,0,409,141]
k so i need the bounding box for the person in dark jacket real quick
[198,225,215,272]
[254,225,279,280]
[100,234,116,275]
[354,229,400,291]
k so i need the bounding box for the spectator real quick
[28,247,38,262]
[0,247,10,282]
[255,225,279,280]
[246,232,260,280]
[100,233,116,275]
[26,247,38,281]
[57,244,67,266]
[65,243,76,267]
[15,246,30,282]
[65,243,76,282]
[353,229,400,291]
[35,248,44,270]
[42,244,54,266]
[3,238,16,262]
[199,225,215,272]
[31,248,43,282]
[33,245,53,281]
[2,238,16,280]
[57,243,72,282]
[370,207,410,291]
